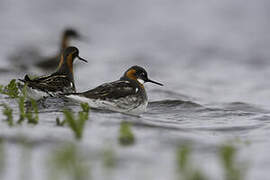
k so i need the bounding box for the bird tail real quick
[18,75,31,83]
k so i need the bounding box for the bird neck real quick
[61,35,69,51]
[122,69,145,88]
[57,62,73,74]
[120,76,145,89]
[56,55,74,79]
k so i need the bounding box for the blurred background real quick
[1,0,270,180]
[1,0,270,105]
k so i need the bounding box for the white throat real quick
[137,78,145,84]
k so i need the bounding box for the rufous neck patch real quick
[61,35,68,50]
[57,55,64,70]
[67,54,74,74]
[126,69,136,80]
[126,69,144,88]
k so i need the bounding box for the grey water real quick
[1,0,270,179]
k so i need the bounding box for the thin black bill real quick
[78,56,88,63]
[147,79,163,86]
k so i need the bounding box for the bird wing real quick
[78,80,136,100]
[22,74,74,93]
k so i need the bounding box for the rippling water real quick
[1,0,270,180]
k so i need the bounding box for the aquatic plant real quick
[61,103,90,139]
[118,121,135,146]
[103,147,116,168]
[0,79,19,98]
[176,145,190,171]
[0,80,20,124]
[25,99,39,124]
[64,110,86,140]
[1,104,13,127]
[17,97,25,123]
[1,83,38,126]
[0,80,39,125]
[80,103,90,117]
[17,95,26,124]
[48,144,91,180]
[63,109,88,140]
[8,84,39,125]
[176,145,207,180]
[219,145,246,180]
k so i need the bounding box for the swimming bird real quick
[19,46,87,100]
[35,28,81,70]
[66,65,163,115]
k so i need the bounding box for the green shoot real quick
[0,79,19,98]
[25,99,39,124]
[103,147,116,168]
[17,95,26,124]
[219,145,245,180]
[63,109,87,140]
[80,103,90,116]
[62,103,89,139]
[118,121,135,146]
[176,145,207,180]
[0,82,37,126]
[17,84,27,124]
[1,104,13,127]
[176,145,190,171]
[48,144,90,180]
[31,99,39,122]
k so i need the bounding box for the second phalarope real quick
[66,65,163,115]
[19,46,87,100]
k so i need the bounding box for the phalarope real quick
[67,65,163,115]
[19,46,87,100]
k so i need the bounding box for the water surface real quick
[1,0,270,179]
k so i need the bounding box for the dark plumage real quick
[19,74,75,94]
[78,80,138,100]
[77,66,162,99]
[67,66,163,114]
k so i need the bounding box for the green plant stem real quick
[64,108,87,140]
[2,104,13,127]
[118,121,135,146]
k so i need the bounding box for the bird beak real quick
[146,79,163,86]
[77,56,88,63]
